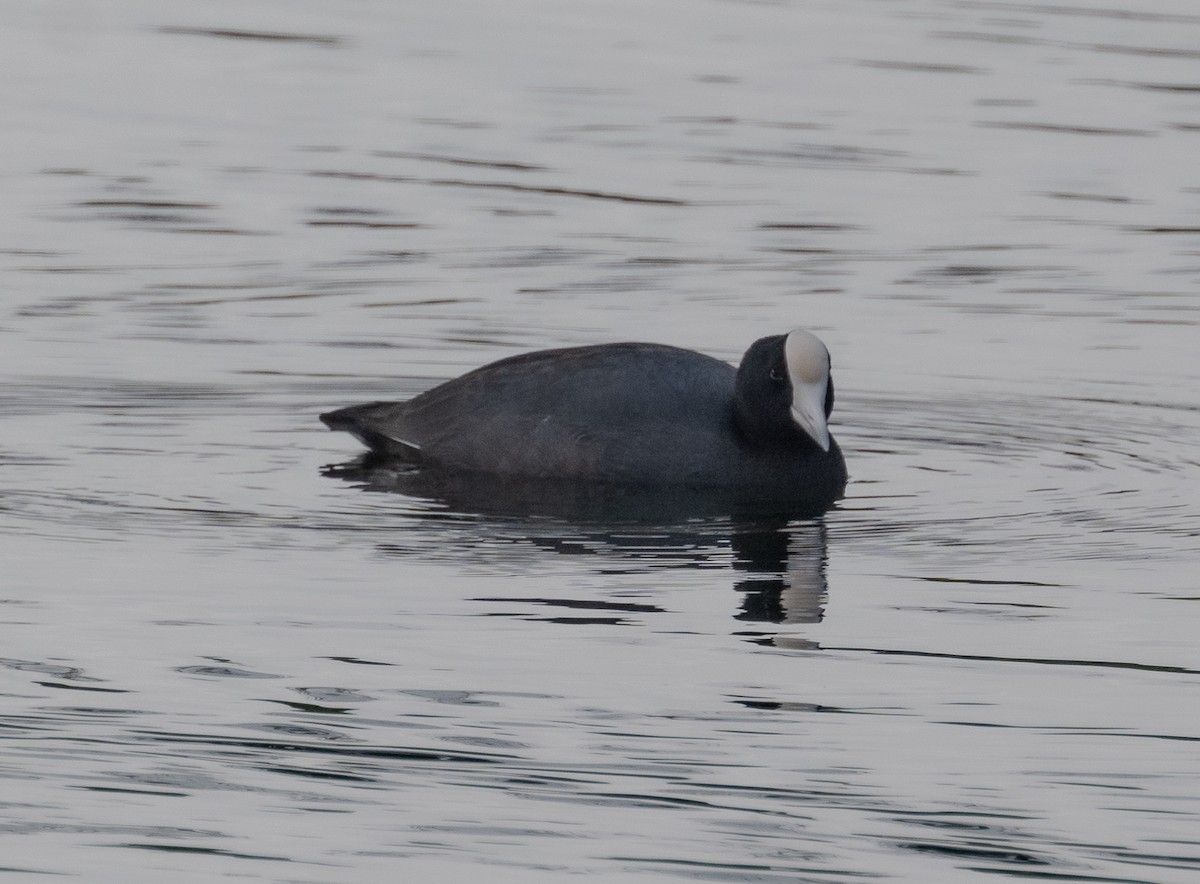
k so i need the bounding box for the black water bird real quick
[321,329,847,509]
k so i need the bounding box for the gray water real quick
[3,0,1200,881]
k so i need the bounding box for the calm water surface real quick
[3,0,1199,881]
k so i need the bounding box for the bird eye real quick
[768,366,784,382]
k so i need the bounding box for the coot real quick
[321,330,847,504]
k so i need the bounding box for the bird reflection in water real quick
[732,521,827,627]
[323,455,832,636]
